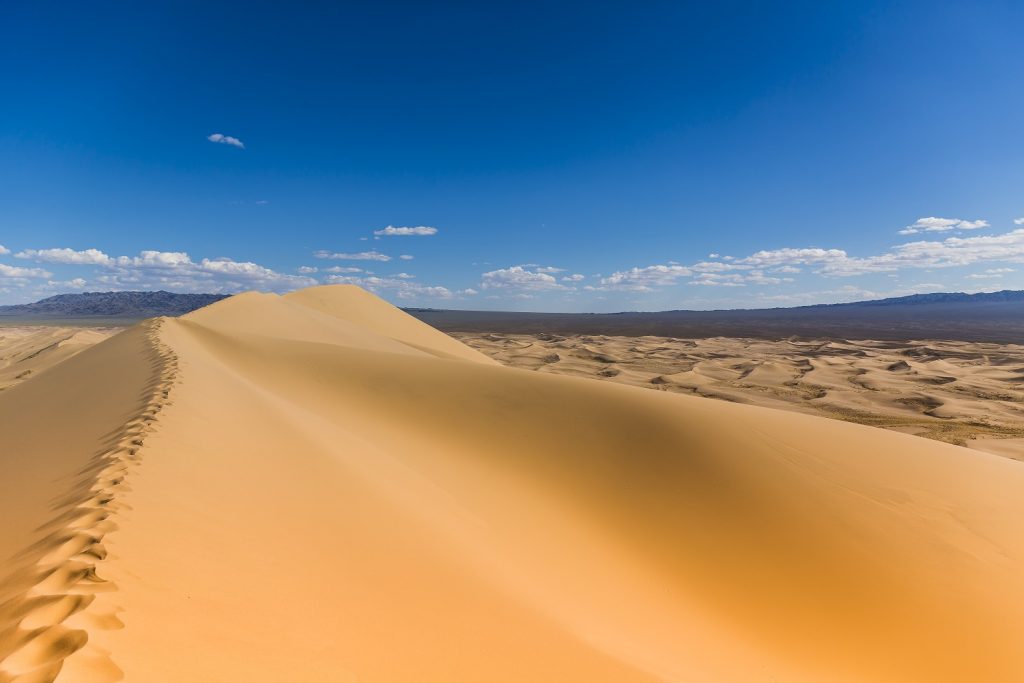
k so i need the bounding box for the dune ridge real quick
[2,285,1024,681]
[0,320,177,682]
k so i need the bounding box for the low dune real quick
[458,332,1024,460]
[2,285,1024,681]
[0,326,120,391]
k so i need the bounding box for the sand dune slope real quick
[0,327,120,391]
[457,332,1024,457]
[3,285,1024,681]
[0,321,175,681]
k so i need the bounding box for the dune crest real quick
[3,285,1024,681]
[0,321,176,681]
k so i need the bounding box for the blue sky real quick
[1,1,1023,311]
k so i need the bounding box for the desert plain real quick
[2,285,1024,682]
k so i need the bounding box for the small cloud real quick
[322,274,453,300]
[708,253,720,258]
[1016,218,1024,225]
[689,273,746,287]
[966,267,1015,280]
[561,273,585,282]
[898,217,988,235]
[0,245,8,255]
[399,254,414,260]
[481,266,567,292]
[394,272,415,279]
[373,225,438,237]
[314,250,391,262]
[598,264,692,291]
[255,200,269,205]
[297,266,318,274]
[0,263,52,279]
[207,133,245,149]
[324,266,363,273]
[17,247,113,265]
[460,288,478,296]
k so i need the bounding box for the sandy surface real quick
[456,332,1024,461]
[0,326,121,392]
[2,286,1024,681]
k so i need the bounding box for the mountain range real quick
[1,289,1021,342]
[0,291,229,320]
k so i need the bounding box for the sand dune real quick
[3,285,1024,681]
[0,326,120,391]
[458,332,1024,460]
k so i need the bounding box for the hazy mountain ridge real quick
[0,291,229,319]
[409,290,1024,344]
[803,289,1024,309]
[2,289,1022,342]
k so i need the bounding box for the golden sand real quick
[458,332,1024,460]
[2,286,1024,681]
[0,326,120,392]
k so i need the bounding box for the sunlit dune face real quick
[1,286,1024,682]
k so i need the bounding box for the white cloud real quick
[323,266,364,273]
[314,250,391,262]
[744,270,791,285]
[17,247,113,265]
[598,264,693,291]
[534,266,564,274]
[207,133,245,149]
[561,273,585,282]
[11,246,315,294]
[691,261,749,273]
[689,273,746,287]
[575,226,1024,297]
[297,266,318,274]
[0,245,8,255]
[819,229,1024,276]
[42,277,88,289]
[399,254,414,260]
[460,288,478,296]
[373,225,438,236]
[481,266,567,291]
[0,263,52,279]
[1016,218,1024,226]
[897,217,988,235]
[116,250,192,267]
[323,274,453,300]
[966,267,1016,279]
[736,247,848,268]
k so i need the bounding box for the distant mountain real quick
[0,291,229,319]
[410,290,1024,344]
[806,290,1024,308]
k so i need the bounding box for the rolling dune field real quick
[456,332,1024,461]
[1,286,1024,681]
